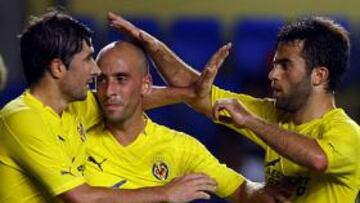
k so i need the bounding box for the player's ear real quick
[141,74,152,96]
[49,58,67,79]
[311,66,329,87]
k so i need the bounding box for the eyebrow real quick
[84,52,94,60]
[98,72,130,78]
[273,58,291,64]
[113,72,129,77]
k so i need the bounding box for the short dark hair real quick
[277,16,350,92]
[20,9,93,86]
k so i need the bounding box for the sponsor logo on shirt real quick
[152,161,169,181]
[265,157,311,197]
[77,122,86,142]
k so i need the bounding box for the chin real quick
[106,115,125,123]
[77,93,88,101]
[275,101,297,113]
[69,94,87,102]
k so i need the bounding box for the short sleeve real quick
[316,121,360,177]
[0,111,86,195]
[180,135,245,198]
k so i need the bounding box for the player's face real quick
[61,41,100,101]
[269,41,312,113]
[96,49,149,123]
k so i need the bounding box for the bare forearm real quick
[60,184,166,203]
[143,84,213,118]
[147,42,200,87]
[144,86,196,110]
[244,116,327,172]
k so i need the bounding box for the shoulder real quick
[318,109,360,144]
[0,95,53,144]
[146,119,201,146]
[1,96,44,127]
[323,109,359,132]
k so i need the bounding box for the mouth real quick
[271,86,283,98]
[102,105,121,113]
[103,98,124,111]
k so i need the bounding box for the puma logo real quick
[60,168,75,176]
[88,156,107,171]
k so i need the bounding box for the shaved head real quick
[96,41,148,76]
[95,41,152,124]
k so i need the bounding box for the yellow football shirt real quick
[85,116,245,198]
[0,90,100,203]
[211,85,360,203]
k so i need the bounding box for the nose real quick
[268,65,280,81]
[91,63,101,77]
[104,80,117,97]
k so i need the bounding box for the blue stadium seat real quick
[0,81,27,108]
[166,17,223,71]
[233,17,284,81]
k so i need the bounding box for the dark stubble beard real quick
[275,76,312,113]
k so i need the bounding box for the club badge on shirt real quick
[152,161,169,181]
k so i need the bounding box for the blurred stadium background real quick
[0,0,359,202]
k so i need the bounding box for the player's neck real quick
[106,109,146,146]
[30,76,68,116]
[292,91,335,125]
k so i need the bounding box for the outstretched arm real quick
[142,86,196,110]
[213,98,328,172]
[108,12,199,87]
[108,12,230,117]
[60,173,217,203]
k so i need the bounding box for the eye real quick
[282,63,288,70]
[116,75,127,83]
[278,60,291,71]
[96,75,106,83]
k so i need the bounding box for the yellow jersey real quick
[211,85,360,203]
[85,116,244,198]
[0,90,100,203]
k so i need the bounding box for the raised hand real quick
[162,173,217,203]
[107,12,161,53]
[194,43,232,98]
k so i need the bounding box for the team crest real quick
[152,161,169,181]
[77,122,86,142]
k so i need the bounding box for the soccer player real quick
[0,10,218,203]
[108,13,360,203]
[85,40,291,203]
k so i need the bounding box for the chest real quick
[45,112,88,173]
[85,139,183,188]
